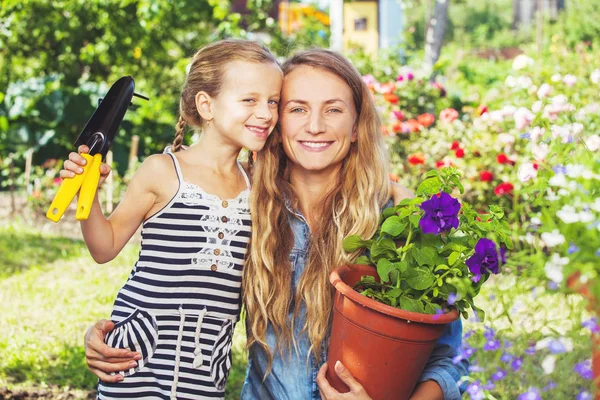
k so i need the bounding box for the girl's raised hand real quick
[59,145,111,186]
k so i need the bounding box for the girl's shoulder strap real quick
[163,146,184,184]
[237,160,251,189]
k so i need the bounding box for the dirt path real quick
[0,387,95,400]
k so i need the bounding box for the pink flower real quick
[362,74,376,86]
[439,108,459,123]
[392,111,405,121]
[518,163,538,182]
[537,83,553,99]
[514,107,534,130]
[477,104,488,115]
[480,171,494,182]
[494,182,514,196]
[563,74,577,87]
[454,148,465,158]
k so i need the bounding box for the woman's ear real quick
[351,128,358,143]
[195,91,214,121]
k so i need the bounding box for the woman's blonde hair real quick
[243,49,391,372]
[172,39,279,152]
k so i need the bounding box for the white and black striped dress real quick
[97,148,251,400]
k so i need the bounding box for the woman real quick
[84,49,468,400]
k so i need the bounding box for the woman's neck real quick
[289,165,341,228]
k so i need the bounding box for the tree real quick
[423,0,450,77]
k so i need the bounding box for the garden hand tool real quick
[46,76,148,222]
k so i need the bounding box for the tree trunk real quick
[513,0,536,31]
[423,0,449,77]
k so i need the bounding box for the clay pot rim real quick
[331,264,460,325]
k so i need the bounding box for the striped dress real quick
[98,148,251,400]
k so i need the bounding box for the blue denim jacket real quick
[241,202,469,400]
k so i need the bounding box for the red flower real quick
[435,160,446,168]
[494,182,514,196]
[53,177,62,186]
[408,153,425,165]
[440,108,459,123]
[479,170,494,182]
[392,111,405,121]
[432,82,446,97]
[384,93,399,104]
[477,104,488,116]
[454,148,465,158]
[418,113,435,128]
[450,141,461,150]
[392,123,402,133]
[380,126,390,136]
[389,173,399,182]
[496,153,515,165]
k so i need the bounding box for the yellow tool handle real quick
[46,153,95,222]
[76,153,103,221]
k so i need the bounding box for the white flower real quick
[514,107,535,130]
[563,74,577,87]
[551,73,562,82]
[566,164,586,178]
[531,100,543,113]
[497,133,515,146]
[584,135,600,151]
[532,143,549,160]
[544,253,569,283]
[557,205,580,223]
[591,198,600,213]
[542,355,556,374]
[591,69,600,85]
[531,216,542,226]
[579,211,594,223]
[572,123,584,136]
[549,173,568,187]
[505,75,517,87]
[541,229,565,247]
[518,162,538,182]
[552,94,568,106]
[530,126,545,142]
[513,54,534,70]
[537,83,553,98]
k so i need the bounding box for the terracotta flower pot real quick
[326,264,459,400]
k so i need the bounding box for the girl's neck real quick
[180,129,241,175]
[289,165,341,228]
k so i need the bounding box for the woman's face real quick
[279,66,357,175]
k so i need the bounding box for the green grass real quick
[0,226,248,399]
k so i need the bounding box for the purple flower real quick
[447,292,457,305]
[568,243,579,254]
[466,381,485,400]
[491,368,507,381]
[484,327,495,340]
[582,318,600,333]
[500,352,513,363]
[483,339,501,351]
[469,363,484,373]
[548,281,559,290]
[511,356,524,371]
[543,381,557,391]
[466,239,501,280]
[574,360,593,380]
[553,165,567,174]
[525,344,536,355]
[517,387,542,400]
[419,191,461,235]
[577,390,593,400]
[548,339,567,354]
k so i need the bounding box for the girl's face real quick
[279,66,357,176]
[207,60,283,152]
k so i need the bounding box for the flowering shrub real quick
[343,167,511,318]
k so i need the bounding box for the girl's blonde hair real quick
[243,49,391,372]
[172,39,279,152]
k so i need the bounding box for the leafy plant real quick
[343,167,513,319]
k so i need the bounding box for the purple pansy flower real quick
[500,352,513,363]
[548,339,567,354]
[466,238,501,281]
[582,318,600,333]
[419,191,461,235]
[577,390,593,400]
[466,381,485,400]
[491,368,507,381]
[574,360,593,380]
[517,387,542,400]
[447,292,457,305]
[484,327,495,340]
[483,339,501,351]
[511,356,524,371]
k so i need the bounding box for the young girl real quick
[60,39,283,399]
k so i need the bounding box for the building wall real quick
[343,2,379,54]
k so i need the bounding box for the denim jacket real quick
[241,201,469,400]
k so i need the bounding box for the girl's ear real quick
[351,128,358,143]
[195,91,214,121]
